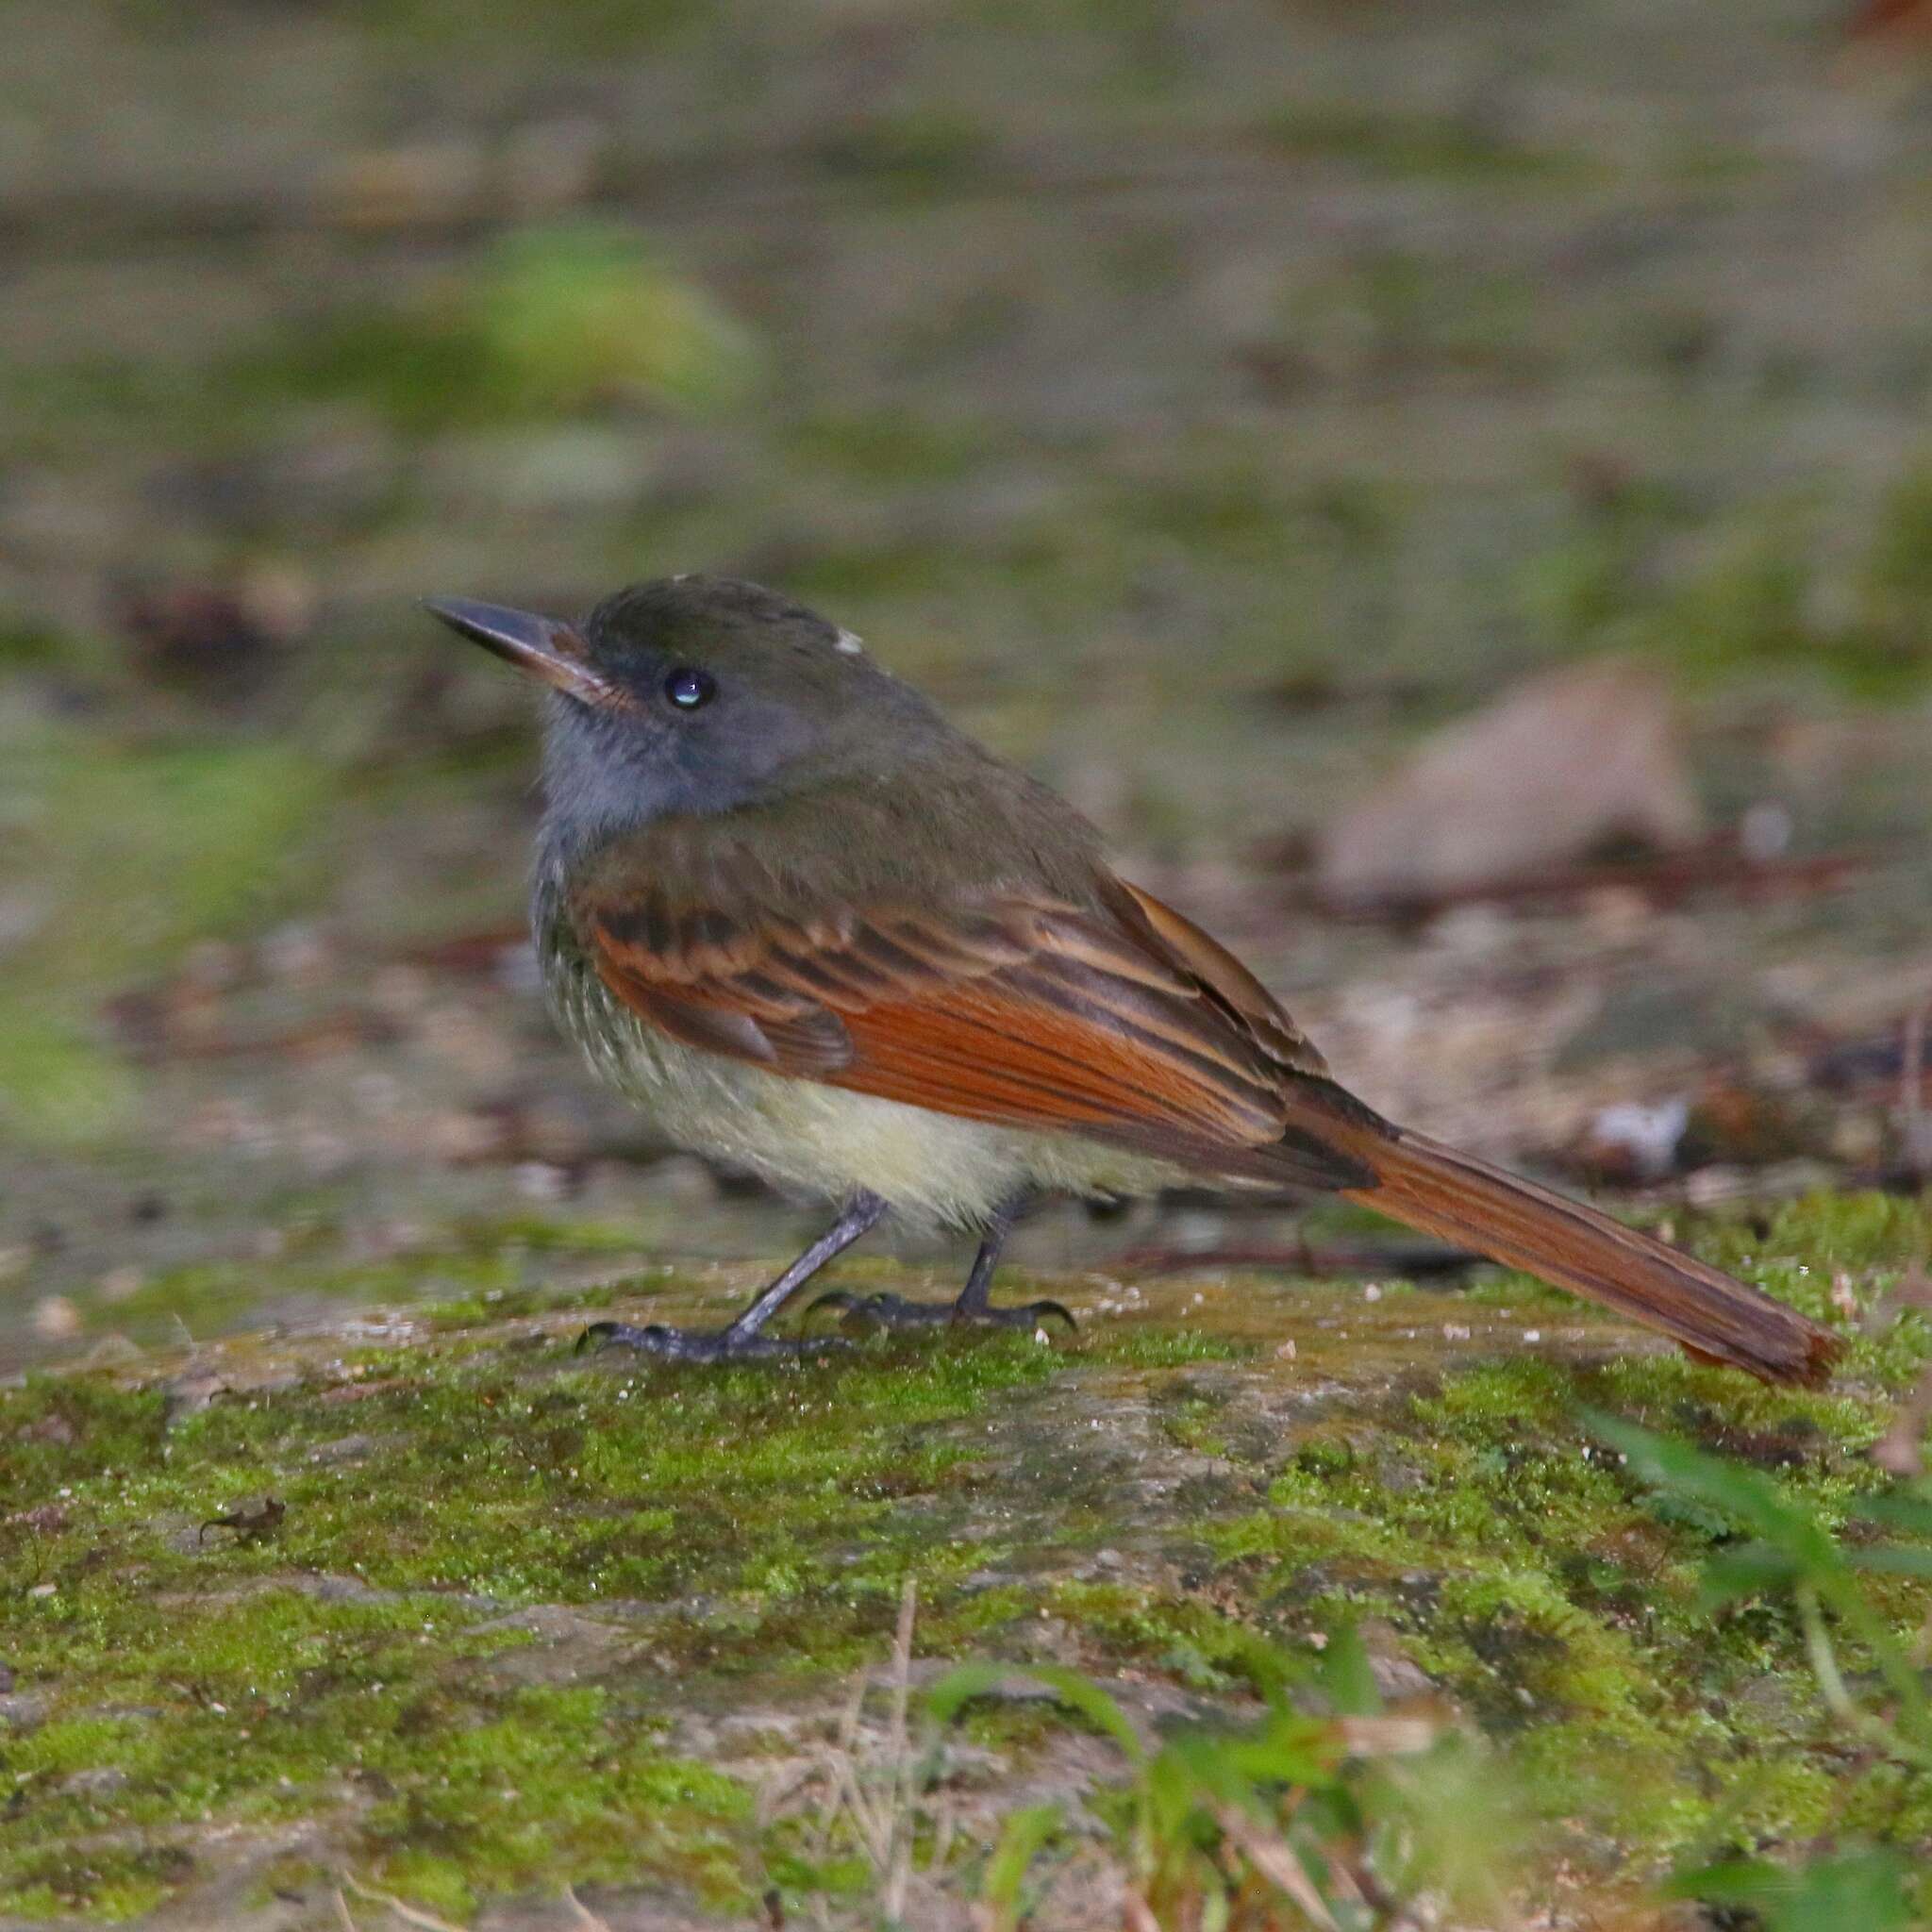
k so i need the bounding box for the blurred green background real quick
[2,0,1930,1367]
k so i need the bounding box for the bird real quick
[423,575,1840,1386]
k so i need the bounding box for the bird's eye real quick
[662,666,716,710]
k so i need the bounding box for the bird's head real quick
[425,575,944,843]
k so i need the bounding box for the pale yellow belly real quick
[547,945,1180,1227]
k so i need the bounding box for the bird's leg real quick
[579,1191,889,1363]
[807,1192,1074,1336]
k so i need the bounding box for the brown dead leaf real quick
[1316,656,1701,907]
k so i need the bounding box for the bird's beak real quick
[422,597,618,707]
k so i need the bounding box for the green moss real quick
[1191,1317,1929,1858]
[77,1217,688,1346]
[810,112,995,198]
[1108,462,1289,561]
[1863,462,1932,657]
[1,1846,185,1922]
[0,1314,1083,1916]
[351,0,705,52]
[1512,475,1932,696]
[1634,506,1932,696]
[0,353,241,461]
[3,1190,1925,1918]
[95,1250,530,1343]
[450,1213,688,1257]
[1039,1581,1303,1693]
[0,729,332,1147]
[358,1686,752,1917]
[1257,107,1600,185]
[1085,1328,1252,1370]
[784,538,971,608]
[783,407,992,486]
[231,223,759,434]
[1283,250,1544,382]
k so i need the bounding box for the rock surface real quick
[2,1195,1924,1926]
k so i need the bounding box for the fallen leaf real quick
[1316,656,1701,907]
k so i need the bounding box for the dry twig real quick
[774,1577,933,1924]
[340,1874,471,1932]
[561,1883,613,1931]
[1211,1805,1339,1931]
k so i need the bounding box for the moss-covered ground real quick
[3,1190,1926,1926]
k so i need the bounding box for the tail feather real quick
[1306,1114,1839,1387]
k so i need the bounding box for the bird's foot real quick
[575,1320,848,1365]
[804,1291,1076,1339]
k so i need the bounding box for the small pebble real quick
[514,1160,568,1202]
[31,1295,80,1340]
[99,1266,143,1304]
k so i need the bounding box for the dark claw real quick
[575,1319,847,1364]
[1006,1299,1077,1335]
[577,1320,643,1356]
[801,1289,866,1328]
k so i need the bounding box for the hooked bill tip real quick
[422,595,611,704]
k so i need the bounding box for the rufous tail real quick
[1302,1108,1839,1387]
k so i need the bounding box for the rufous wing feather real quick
[578,858,1840,1387]
[583,883,1370,1191]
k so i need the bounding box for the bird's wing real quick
[577,864,1368,1188]
[578,858,1842,1382]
